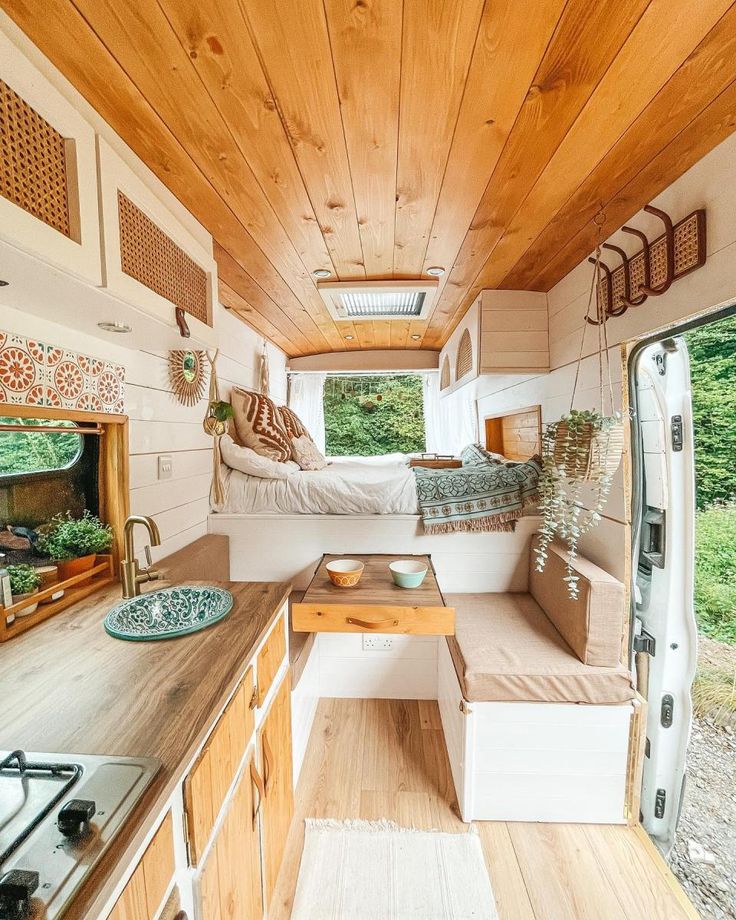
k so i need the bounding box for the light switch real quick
[158,455,173,480]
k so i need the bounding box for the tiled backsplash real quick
[0,330,125,413]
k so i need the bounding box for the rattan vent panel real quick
[118,191,210,324]
[440,355,451,390]
[0,78,72,238]
[456,329,473,380]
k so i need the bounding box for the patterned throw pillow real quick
[230,387,291,462]
[291,435,328,471]
[279,405,312,441]
[460,443,490,465]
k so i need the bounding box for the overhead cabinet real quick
[439,291,549,395]
[0,29,102,284]
[97,139,218,347]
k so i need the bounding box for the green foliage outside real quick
[0,418,81,476]
[685,315,736,644]
[323,375,425,457]
[684,316,736,510]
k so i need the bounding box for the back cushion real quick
[279,405,311,441]
[230,388,291,462]
[529,540,625,667]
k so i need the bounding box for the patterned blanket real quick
[412,452,541,534]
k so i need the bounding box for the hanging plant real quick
[535,219,624,599]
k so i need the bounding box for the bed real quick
[218,453,419,515]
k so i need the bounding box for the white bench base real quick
[438,640,633,824]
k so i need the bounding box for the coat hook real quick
[638,205,674,296]
[620,226,650,306]
[175,307,191,338]
[601,244,630,317]
[586,257,613,326]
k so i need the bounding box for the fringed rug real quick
[291,819,498,919]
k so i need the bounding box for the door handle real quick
[263,732,273,795]
[346,616,399,629]
[250,760,265,828]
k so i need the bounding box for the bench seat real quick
[446,592,635,705]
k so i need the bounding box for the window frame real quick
[0,417,86,485]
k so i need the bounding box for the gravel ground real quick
[669,637,736,920]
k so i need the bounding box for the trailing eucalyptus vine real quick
[535,411,622,599]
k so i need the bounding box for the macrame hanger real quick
[569,212,615,416]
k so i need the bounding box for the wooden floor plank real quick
[271,698,697,920]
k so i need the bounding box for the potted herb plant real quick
[8,564,42,616]
[37,511,113,581]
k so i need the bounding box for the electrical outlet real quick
[362,635,394,651]
[158,455,173,480]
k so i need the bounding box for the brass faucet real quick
[120,515,162,599]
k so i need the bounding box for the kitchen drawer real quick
[256,612,286,707]
[291,603,455,635]
[184,667,256,865]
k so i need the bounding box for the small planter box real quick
[0,555,115,642]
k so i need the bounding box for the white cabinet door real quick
[0,28,101,284]
[97,138,218,348]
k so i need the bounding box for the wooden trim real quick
[99,417,130,568]
[625,692,647,826]
[484,405,542,461]
[0,404,127,425]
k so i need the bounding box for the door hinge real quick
[661,693,674,728]
[633,629,656,656]
[671,414,683,452]
[459,699,472,715]
[655,788,666,819]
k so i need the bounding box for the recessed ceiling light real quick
[411,334,422,340]
[313,268,331,278]
[344,334,354,341]
[97,321,132,334]
[426,266,445,277]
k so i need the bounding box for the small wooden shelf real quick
[0,555,115,641]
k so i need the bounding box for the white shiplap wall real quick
[2,301,286,562]
[476,130,736,581]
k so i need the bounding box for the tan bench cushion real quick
[445,593,635,705]
[530,541,625,667]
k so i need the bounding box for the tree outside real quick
[0,418,82,476]
[323,374,425,457]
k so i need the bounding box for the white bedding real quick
[218,453,419,515]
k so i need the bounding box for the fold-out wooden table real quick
[291,554,455,635]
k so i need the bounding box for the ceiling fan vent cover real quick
[317,280,438,322]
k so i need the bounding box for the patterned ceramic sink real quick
[104,586,234,641]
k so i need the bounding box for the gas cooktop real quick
[0,749,159,920]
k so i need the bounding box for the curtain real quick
[289,373,327,452]
[422,372,477,456]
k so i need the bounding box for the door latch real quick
[633,629,656,656]
[671,415,683,452]
[655,788,666,819]
[661,694,674,728]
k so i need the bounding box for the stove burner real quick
[0,750,81,865]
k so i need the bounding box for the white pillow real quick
[291,435,328,471]
[220,435,299,479]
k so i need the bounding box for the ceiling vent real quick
[316,280,438,322]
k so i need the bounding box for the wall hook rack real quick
[587,206,705,324]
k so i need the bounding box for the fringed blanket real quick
[413,455,541,534]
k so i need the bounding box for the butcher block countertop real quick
[0,535,291,919]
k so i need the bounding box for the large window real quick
[0,417,83,477]
[323,374,426,457]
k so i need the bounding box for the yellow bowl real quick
[326,559,364,588]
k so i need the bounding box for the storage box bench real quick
[438,542,639,824]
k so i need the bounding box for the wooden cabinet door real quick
[257,613,286,707]
[107,812,174,920]
[185,667,256,865]
[258,674,294,907]
[198,752,263,920]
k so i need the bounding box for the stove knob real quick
[58,799,97,837]
[0,869,39,920]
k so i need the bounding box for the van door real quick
[631,336,698,854]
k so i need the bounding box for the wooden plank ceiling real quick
[5,0,736,357]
